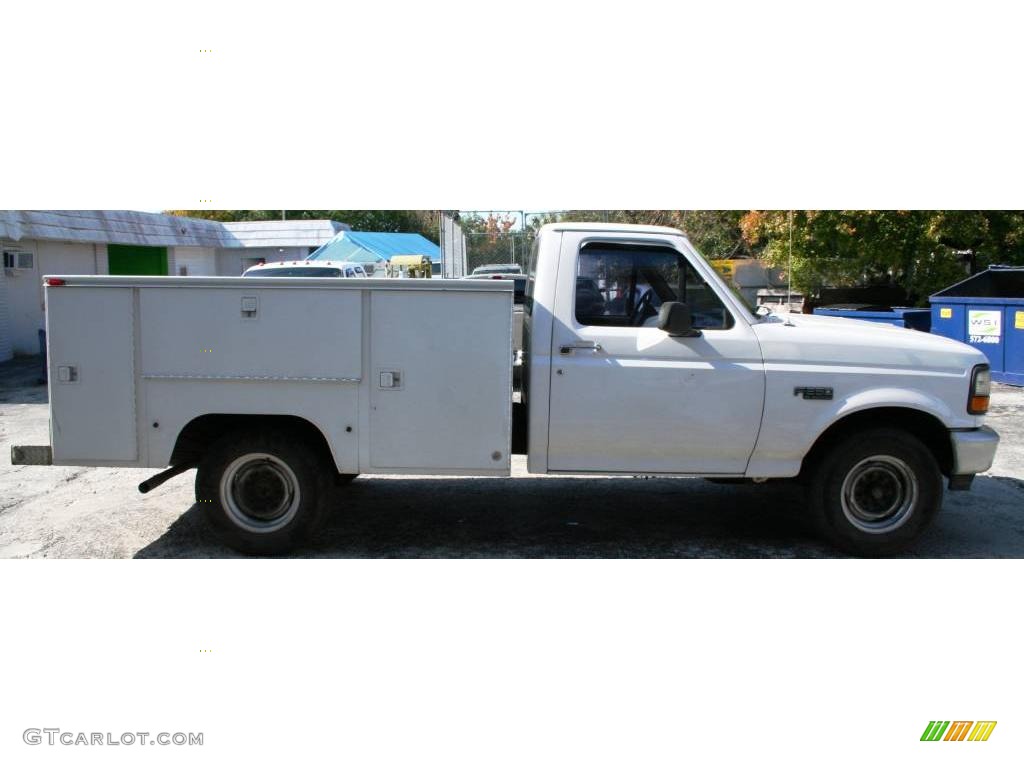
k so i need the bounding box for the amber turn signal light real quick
[967,364,991,415]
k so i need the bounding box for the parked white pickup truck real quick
[13,223,998,555]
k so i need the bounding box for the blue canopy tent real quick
[308,231,441,275]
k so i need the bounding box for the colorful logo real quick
[921,721,997,742]
[968,310,1002,344]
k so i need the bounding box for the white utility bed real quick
[44,276,514,475]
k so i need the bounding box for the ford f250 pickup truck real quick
[12,223,999,555]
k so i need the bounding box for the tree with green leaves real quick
[740,210,1024,304]
[526,210,754,260]
[170,209,1024,301]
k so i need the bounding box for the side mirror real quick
[658,301,700,337]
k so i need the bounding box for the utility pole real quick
[787,210,793,310]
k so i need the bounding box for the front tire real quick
[809,428,942,556]
[196,429,330,555]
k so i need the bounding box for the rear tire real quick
[809,428,942,556]
[196,429,330,555]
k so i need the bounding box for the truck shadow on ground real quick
[133,474,1024,558]
[135,477,833,558]
[0,357,49,405]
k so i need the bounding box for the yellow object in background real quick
[940,307,953,319]
[710,259,734,280]
[388,255,433,278]
[1016,310,1024,329]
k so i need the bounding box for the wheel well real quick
[170,414,336,469]
[800,407,953,479]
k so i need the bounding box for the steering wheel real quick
[633,289,657,326]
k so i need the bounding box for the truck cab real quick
[522,223,998,553]
[523,223,765,476]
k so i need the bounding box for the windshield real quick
[681,242,760,323]
[723,279,758,316]
[245,267,343,277]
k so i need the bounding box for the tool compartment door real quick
[47,286,138,462]
[369,289,512,472]
[138,287,362,381]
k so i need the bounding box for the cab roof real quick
[539,222,684,236]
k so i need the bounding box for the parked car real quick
[242,261,369,278]
[472,263,522,276]
[17,223,999,556]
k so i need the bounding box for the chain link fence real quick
[464,232,536,275]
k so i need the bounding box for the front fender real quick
[831,386,961,427]
[746,378,977,478]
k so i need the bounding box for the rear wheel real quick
[809,428,942,556]
[196,429,330,554]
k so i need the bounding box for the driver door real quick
[546,234,765,475]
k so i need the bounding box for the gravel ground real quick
[1,356,1022,558]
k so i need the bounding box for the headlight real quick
[968,364,991,415]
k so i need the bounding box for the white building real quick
[215,220,352,276]
[0,211,349,360]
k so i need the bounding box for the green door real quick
[107,245,168,275]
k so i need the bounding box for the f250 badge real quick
[793,386,833,400]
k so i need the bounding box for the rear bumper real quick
[950,426,999,476]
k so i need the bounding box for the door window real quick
[574,243,733,330]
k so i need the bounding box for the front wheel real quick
[809,428,942,556]
[196,429,330,555]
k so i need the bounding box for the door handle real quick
[559,342,603,355]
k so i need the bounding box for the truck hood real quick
[752,312,986,373]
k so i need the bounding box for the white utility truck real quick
[13,223,999,555]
